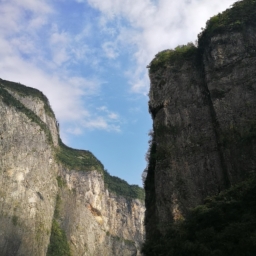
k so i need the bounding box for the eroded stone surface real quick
[0,82,145,256]
[146,24,256,237]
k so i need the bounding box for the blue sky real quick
[0,0,237,186]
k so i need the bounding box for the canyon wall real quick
[145,0,256,239]
[0,79,145,256]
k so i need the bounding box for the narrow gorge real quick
[2,0,256,255]
[0,79,145,256]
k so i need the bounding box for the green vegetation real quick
[56,140,145,200]
[148,43,197,74]
[56,176,67,188]
[12,215,18,226]
[198,0,256,46]
[104,170,145,201]
[124,239,135,246]
[56,139,104,173]
[46,219,71,256]
[54,194,61,219]
[47,194,71,256]
[149,0,256,74]
[142,175,256,256]
[0,84,53,144]
[0,79,55,118]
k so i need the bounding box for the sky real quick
[0,0,237,186]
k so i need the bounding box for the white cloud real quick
[102,41,119,59]
[86,0,237,93]
[0,0,122,138]
[0,0,238,140]
[81,116,121,132]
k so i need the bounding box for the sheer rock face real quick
[203,27,256,185]
[59,170,144,256]
[148,55,225,228]
[0,95,58,256]
[6,90,60,147]
[146,22,256,236]
[0,80,145,256]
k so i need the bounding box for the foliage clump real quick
[198,0,256,46]
[148,43,197,74]
[142,175,256,256]
[104,170,145,201]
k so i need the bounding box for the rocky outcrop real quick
[145,0,256,239]
[0,79,145,256]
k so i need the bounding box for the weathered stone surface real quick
[203,27,256,185]
[0,80,145,256]
[148,53,225,230]
[58,169,144,256]
[145,1,256,239]
[0,98,58,256]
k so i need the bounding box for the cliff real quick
[0,79,145,256]
[144,0,256,250]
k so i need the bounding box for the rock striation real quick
[0,79,145,256]
[145,0,256,241]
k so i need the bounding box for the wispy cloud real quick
[86,0,237,93]
[0,0,122,139]
[102,41,119,59]
[0,0,238,142]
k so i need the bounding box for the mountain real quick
[143,0,256,254]
[0,79,145,256]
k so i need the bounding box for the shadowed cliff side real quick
[144,0,256,253]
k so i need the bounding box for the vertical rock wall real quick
[145,1,256,238]
[148,52,225,232]
[203,27,256,185]
[0,87,58,256]
[0,80,145,256]
[57,170,144,256]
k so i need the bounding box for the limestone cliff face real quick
[145,0,256,239]
[58,169,144,256]
[0,80,145,256]
[0,82,59,256]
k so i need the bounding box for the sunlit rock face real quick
[0,84,59,256]
[59,169,145,256]
[0,80,145,256]
[145,0,256,239]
